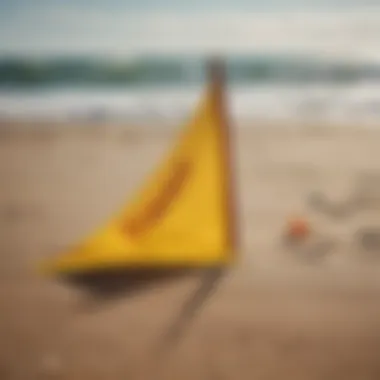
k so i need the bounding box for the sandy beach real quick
[1,121,380,380]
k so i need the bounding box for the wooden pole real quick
[207,57,240,258]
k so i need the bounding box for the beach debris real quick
[308,171,380,220]
[282,218,336,265]
[355,227,380,257]
[283,216,311,244]
[307,191,353,219]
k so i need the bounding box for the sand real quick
[1,121,380,380]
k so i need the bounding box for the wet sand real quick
[1,121,380,379]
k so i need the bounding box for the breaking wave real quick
[1,55,380,88]
[2,54,380,126]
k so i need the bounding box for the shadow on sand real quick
[57,265,226,349]
[60,266,192,302]
[159,266,226,349]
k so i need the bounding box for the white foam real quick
[2,83,380,127]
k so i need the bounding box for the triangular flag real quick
[40,59,239,276]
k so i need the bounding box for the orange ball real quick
[286,218,310,239]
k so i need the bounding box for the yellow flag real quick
[40,61,239,275]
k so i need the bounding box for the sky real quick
[1,0,380,59]
[1,0,377,11]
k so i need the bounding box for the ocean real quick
[1,54,380,126]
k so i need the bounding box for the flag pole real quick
[207,57,239,258]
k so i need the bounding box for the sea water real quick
[2,78,380,127]
[2,8,380,127]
